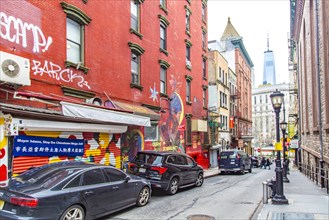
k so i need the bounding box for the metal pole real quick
[272,108,288,204]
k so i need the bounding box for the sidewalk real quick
[256,167,329,220]
[203,167,220,178]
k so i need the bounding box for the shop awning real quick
[113,101,160,121]
[61,101,151,127]
[16,118,127,133]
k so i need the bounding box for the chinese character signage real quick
[13,136,85,157]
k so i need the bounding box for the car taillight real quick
[10,197,38,207]
[151,166,168,175]
[128,162,136,169]
[237,154,241,159]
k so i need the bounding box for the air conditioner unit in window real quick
[0,51,31,86]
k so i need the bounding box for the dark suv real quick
[128,151,204,195]
[219,150,252,174]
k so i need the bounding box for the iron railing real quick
[297,162,329,194]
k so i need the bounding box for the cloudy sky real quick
[207,0,291,87]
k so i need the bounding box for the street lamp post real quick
[270,89,288,205]
[280,121,290,183]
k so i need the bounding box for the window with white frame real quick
[131,52,140,85]
[145,123,159,141]
[66,18,81,63]
[131,0,139,32]
[160,66,167,94]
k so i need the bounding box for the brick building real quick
[0,0,209,181]
[290,0,329,187]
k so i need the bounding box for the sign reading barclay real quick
[13,136,85,157]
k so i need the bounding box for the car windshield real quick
[220,152,236,159]
[134,153,163,165]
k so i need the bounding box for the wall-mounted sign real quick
[13,136,84,157]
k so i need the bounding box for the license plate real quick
[139,168,146,173]
[230,162,235,164]
[0,200,4,210]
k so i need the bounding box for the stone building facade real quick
[290,0,329,187]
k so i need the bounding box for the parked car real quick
[0,161,151,220]
[250,156,260,167]
[127,151,204,195]
[218,150,252,174]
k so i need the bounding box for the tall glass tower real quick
[262,35,276,85]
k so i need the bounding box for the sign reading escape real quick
[13,136,85,157]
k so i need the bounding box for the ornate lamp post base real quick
[272,195,289,205]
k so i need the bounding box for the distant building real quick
[209,17,254,155]
[262,35,276,85]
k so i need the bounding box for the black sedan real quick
[0,161,151,220]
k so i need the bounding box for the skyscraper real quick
[262,35,276,85]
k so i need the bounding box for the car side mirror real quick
[125,176,131,183]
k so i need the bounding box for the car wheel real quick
[136,187,150,207]
[167,177,179,195]
[60,205,85,220]
[240,167,245,175]
[195,173,204,187]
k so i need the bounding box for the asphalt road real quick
[100,166,275,220]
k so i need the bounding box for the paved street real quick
[99,167,274,220]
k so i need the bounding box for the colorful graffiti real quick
[0,115,8,182]
[121,129,144,163]
[10,131,122,175]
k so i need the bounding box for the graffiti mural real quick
[11,131,122,175]
[121,129,144,163]
[32,60,91,89]
[0,12,53,53]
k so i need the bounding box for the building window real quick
[203,88,207,107]
[185,39,192,69]
[202,1,206,22]
[145,123,159,141]
[202,27,207,50]
[160,0,166,8]
[66,18,82,64]
[185,6,191,35]
[128,42,145,90]
[160,66,167,94]
[160,23,167,50]
[131,52,140,85]
[61,2,91,73]
[185,75,193,104]
[202,58,206,78]
[131,1,139,31]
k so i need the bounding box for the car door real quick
[79,168,110,217]
[174,155,190,185]
[185,156,199,183]
[103,167,136,211]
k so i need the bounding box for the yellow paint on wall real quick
[85,149,101,156]
[24,131,62,137]
[115,156,121,169]
[0,138,7,150]
[99,133,110,148]
[0,118,4,125]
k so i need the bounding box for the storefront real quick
[0,100,151,181]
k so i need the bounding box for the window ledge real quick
[160,93,168,98]
[186,101,192,105]
[203,76,207,81]
[160,48,168,56]
[186,30,191,37]
[130,83,143,91]
[186,65,192,71]
[65,61,89,74]
[130,28,143,39]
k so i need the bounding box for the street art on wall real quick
[0,12,53,53]
[149,83,159,102]
[121,129,144,164]
[32,59,91,89]
[10,131,122,175]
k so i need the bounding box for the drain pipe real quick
[315,0,324,188]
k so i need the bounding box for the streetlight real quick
[280,121,290,183]
[270,89,288,205]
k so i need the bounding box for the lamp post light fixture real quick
[270,89,289,205]
[280,121,290,183]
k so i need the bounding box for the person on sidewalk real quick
[265,158,271,170]
[260,157,266,169]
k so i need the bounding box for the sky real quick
[207,0,291,87]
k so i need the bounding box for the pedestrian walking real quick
[260,157,266,169]
[265,158,271,170]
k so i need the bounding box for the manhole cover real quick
[187,214,216,220]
